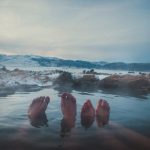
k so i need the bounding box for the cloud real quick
[0,0,149,62]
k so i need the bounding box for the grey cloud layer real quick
[0,0,150,62]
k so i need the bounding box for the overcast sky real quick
[0,0,150,62]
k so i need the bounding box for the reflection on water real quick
[0,88,150,150]
[60,93,76,138]
[96,114,109,127]
[28,113,48,128]
[96,99,110,127]
[100,88,149,99]
[81,115,95,129]
[60,117,76,138]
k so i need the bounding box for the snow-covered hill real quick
[0,55,40,67]
[0,54,150,71]
[0,54,99,68]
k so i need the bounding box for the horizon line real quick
[0,53,150,64]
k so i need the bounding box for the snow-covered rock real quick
[0,67,61,89]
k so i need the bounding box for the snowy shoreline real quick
[0,67,111,89]
[0,66,150,97]
[0,66,61,96]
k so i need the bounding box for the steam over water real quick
[0,67,150,150]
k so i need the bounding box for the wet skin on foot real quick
[61,92,76,119]
[28,96,50,118]
[96,99,110,127]
[60,93,76,136]
[81,100,95,128]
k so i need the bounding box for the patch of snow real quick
[0,68,60,88]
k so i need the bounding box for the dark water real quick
[0,88,150,150]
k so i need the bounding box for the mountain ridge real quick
[0,54,150,71]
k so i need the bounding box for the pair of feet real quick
[28,93,110,128]
[81,99,110,128]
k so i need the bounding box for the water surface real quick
[0,87,150,150]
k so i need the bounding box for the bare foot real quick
[28,96,50,118]
[61,93,76,119]
[96,99,110,127]
[81,100,95,128]
[60,93,76,136]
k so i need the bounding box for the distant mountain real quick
[0,54,150,71]
[92,61,108,66]
[0,55,40,67]
[103,62,128,70]
[31,57,99,68]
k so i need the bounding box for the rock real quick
[53,71,150,96]
[99,75,121,88]
[53,71,74,85]
[73,74,100,91]
[99,74,150,95]
[127,77,150,94]
[54,73,100,91]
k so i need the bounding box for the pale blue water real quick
[0,87,150,150]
